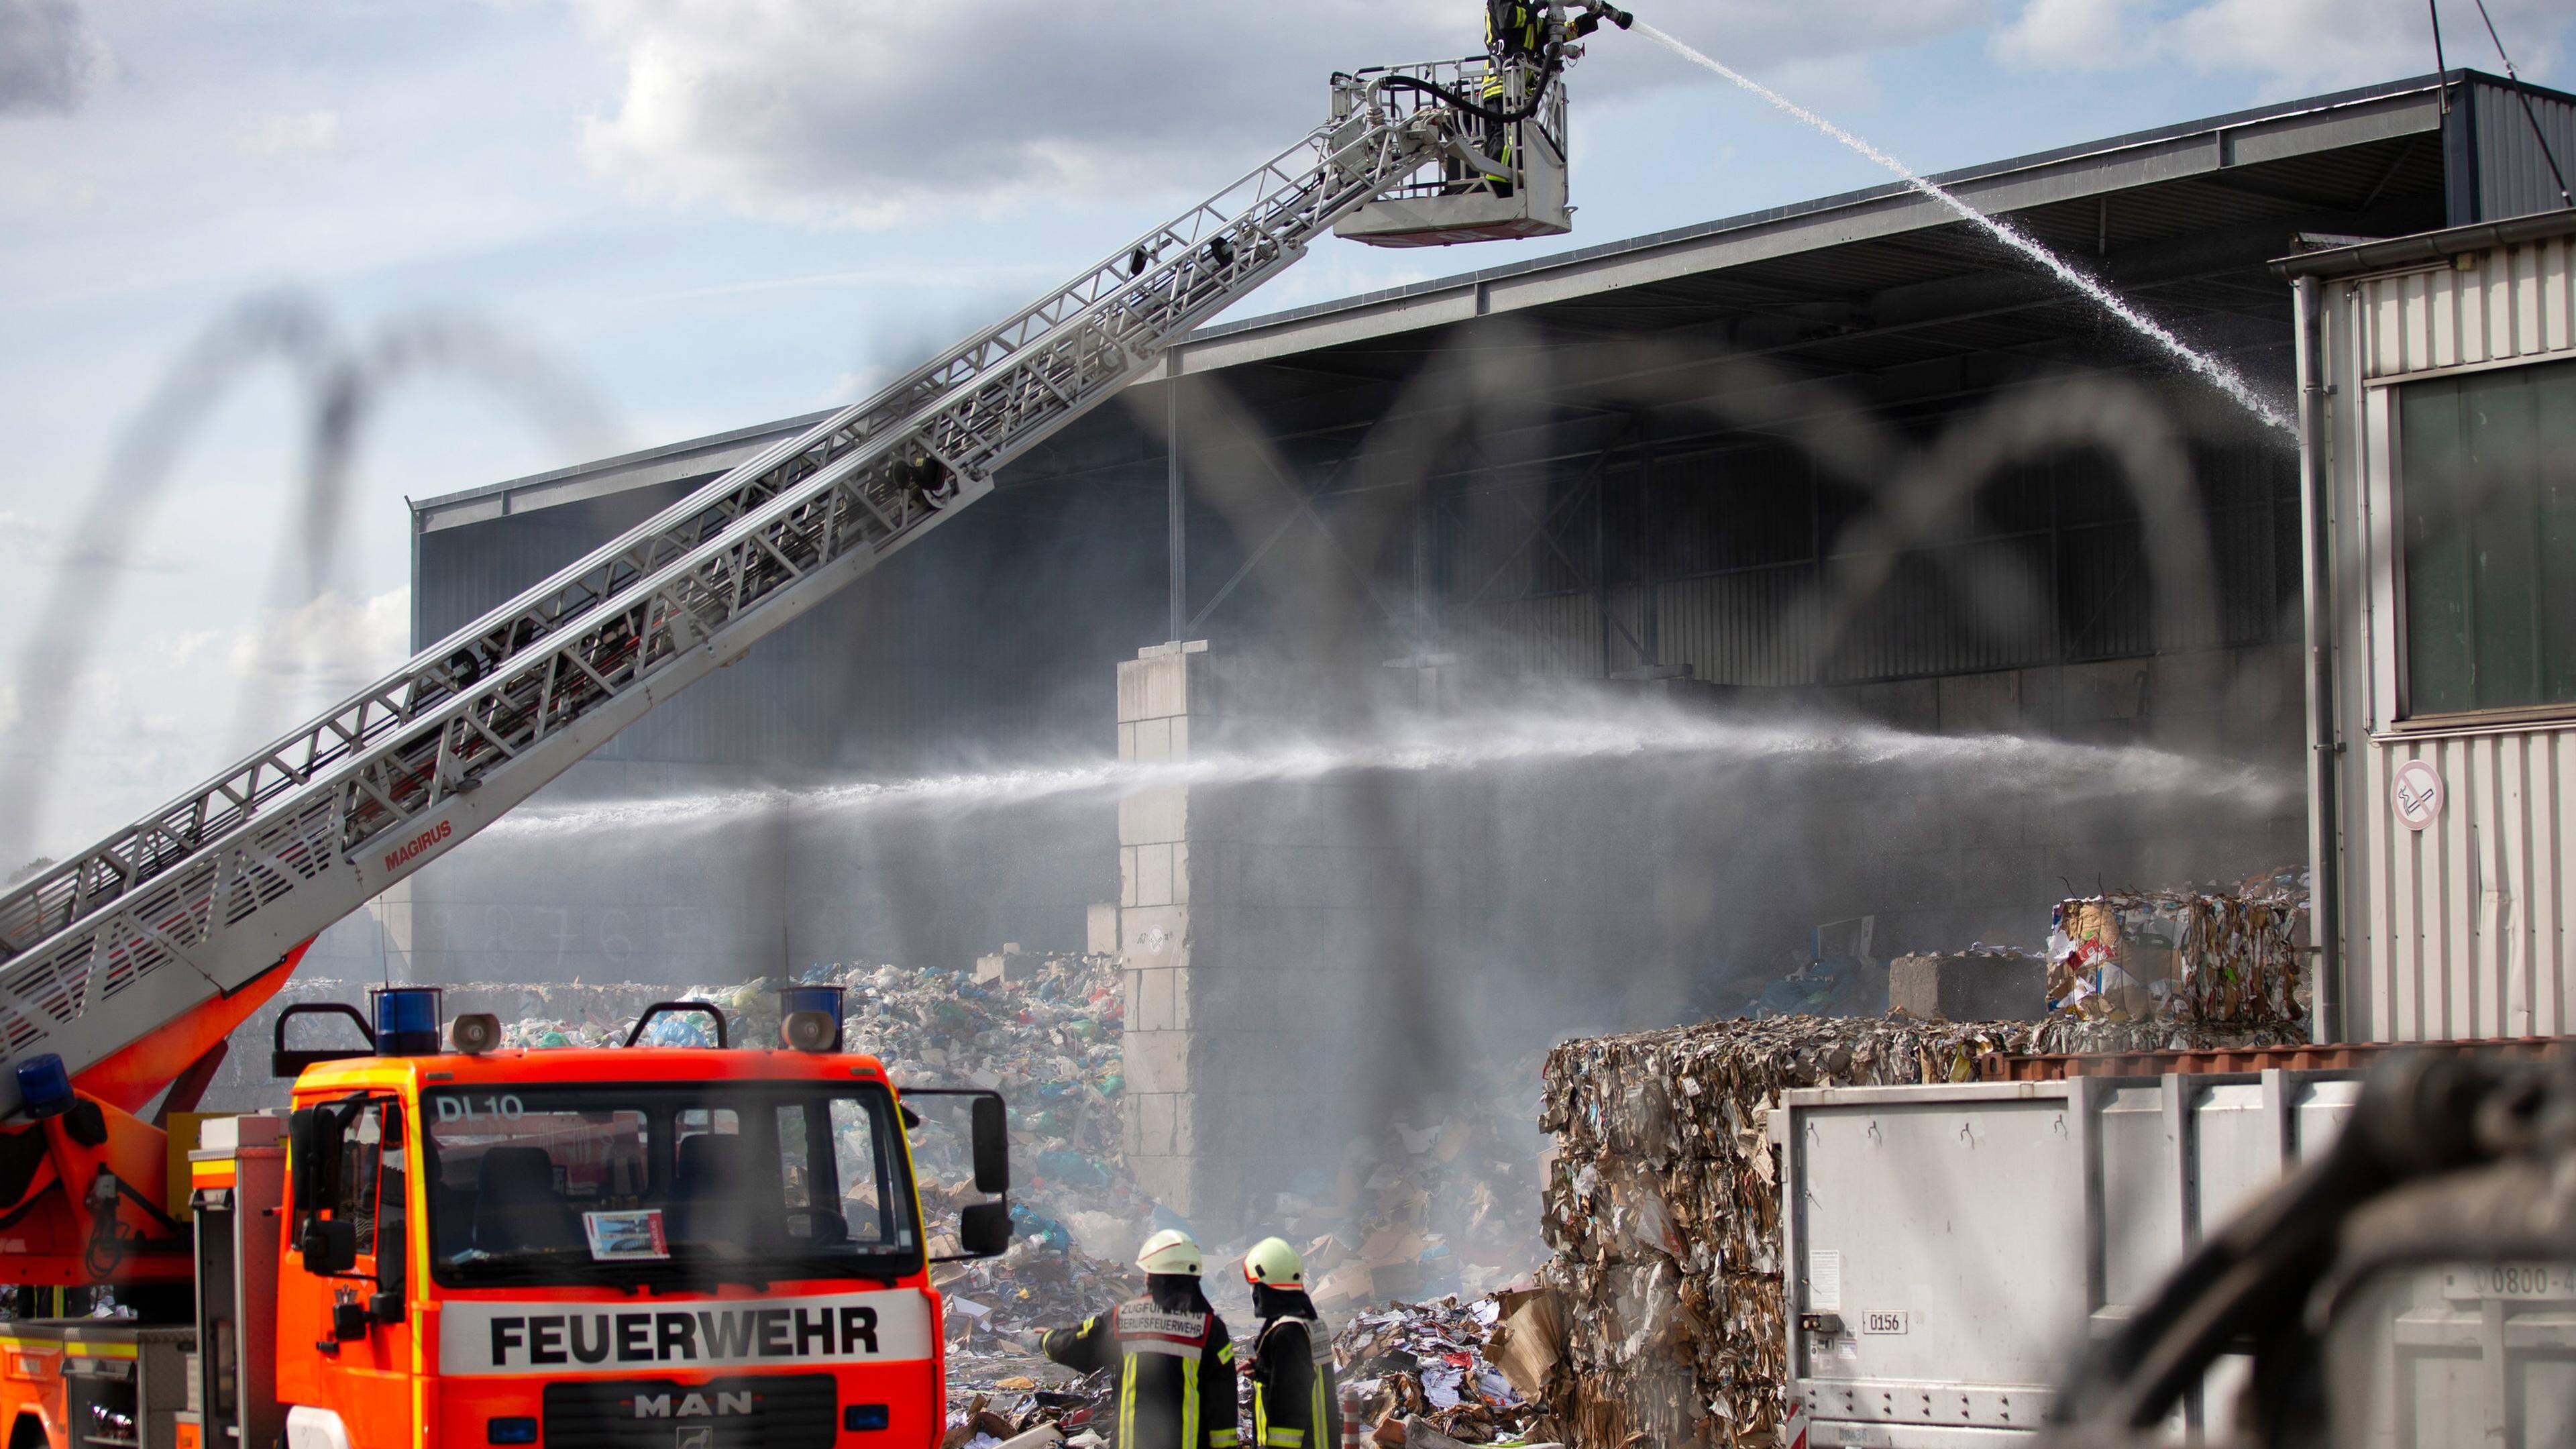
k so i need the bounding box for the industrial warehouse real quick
[5,7,2576,1447]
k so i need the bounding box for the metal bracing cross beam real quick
[1184,446,1365,636]
[0,91,1458,1118]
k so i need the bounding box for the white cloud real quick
[0,506,188,571]
[232,109,341,158]
[568,0,1992,227]
[1994,0,2141,70]
[227,587,410,694]
[0,0,109,117]
[1995,0,2567,91]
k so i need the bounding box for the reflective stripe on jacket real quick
[1486,0,1543,57]
[1045,1297,1240,1449]
[1249,1314,1342,1449]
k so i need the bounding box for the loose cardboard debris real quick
[1336,1293,1550,1446]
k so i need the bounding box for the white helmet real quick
[1136,1228,1203,1277]
[1243,1236,1304,1289]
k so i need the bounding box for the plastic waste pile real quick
[2048,867,2310,1036]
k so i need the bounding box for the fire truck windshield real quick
[421,1082,921,1287]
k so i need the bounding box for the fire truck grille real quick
[540,1375,837,1449]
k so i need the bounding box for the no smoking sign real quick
[2393,758,2445,831]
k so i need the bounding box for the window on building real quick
[2401,358,2576,716]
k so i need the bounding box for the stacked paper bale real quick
[1534,1010,2310,1447]
[1534,1017,2051,1448]
[2049,869,2310,1036]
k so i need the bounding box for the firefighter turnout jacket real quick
[1486,0,1544,58]
[1248,1312,1342,1449]
[1044,1294,1240,1449]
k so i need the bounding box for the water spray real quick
[1631,21,2296,437]
[484,699,2296,842]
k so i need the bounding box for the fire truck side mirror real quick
[288,1107,332,1210]
[971,1095,1010,1195]
[957,1200,1011,1258]
[299,1217,358,1276]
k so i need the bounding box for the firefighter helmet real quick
[1242,1235,1305,1289]
[1136,1228,1203,1276]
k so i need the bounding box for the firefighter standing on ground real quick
[1242,1237,1344,1449]
[1042,1230,1240,1449]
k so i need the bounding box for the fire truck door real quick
[277,1099,413,1449]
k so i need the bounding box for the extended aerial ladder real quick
[0,3,1632,1290]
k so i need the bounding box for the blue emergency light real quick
[13,1053,73,1118]
[780,985,846,1051]
[371,986,445,1057]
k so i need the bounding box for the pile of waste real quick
[937,1375,1112,1448]
[1336,1292,1553,1445]
[1535,1014,2051,1448]
[1287,1077,1551,1315]
[1529,1000,2316,1449]
[2049,867,2309,1035]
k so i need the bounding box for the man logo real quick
[674,1430,712,1449]
[633,1392,753,1419]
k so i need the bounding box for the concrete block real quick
[1116,650,1193,723]
[1126,967,1167,1032]
[1170,841,1190,906]
[1888,952,2048,1022]
[1119,787,1189,847]
[1120,905,1189,968]
[1131,1093,1177,1157]
[973,943,1034,985]
[1130,716,1175,763]
[1087,903,1120,956]
[1938,670,2021,735]
[1125,1027,1198,1093]
[1128,842,1175,908]
[1169,967,1193,1031]
[1118,720,1137,763]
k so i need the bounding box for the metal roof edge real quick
[2272,207,2576,279]
[424,70,2549,530]
[409,407,841,521]
[1184,70,2489,348]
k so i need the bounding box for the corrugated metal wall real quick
[413,469,1166,774]
[2356,730,2575,1037]
[1440,427,2299,689]
[2467,78,2576,224]
[2327,223,2576,1040]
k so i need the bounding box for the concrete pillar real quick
[1116,640,1211,1218]
[1112,643,1442,1234]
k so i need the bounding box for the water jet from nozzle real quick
[1631,21,2294,436]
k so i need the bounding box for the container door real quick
[1792,1093,2084,1438]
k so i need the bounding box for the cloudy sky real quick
[0,0,2569,862]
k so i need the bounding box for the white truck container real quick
[1778,1068,2576,1447]
[1775,1071,2357,1446]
